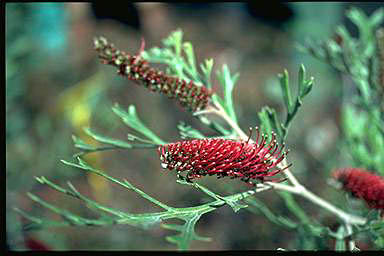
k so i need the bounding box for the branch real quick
[195,102,367,226]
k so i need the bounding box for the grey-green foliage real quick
[250,63,324,249]
[298,7,384,174]
[258,64,314,142]
[298,7,384,250]
[70,104,166,158]
[177,121,205,139]
[16,27,321,250]
[17,8,384,250]
[15,157,257,250]
[16,29,254,250]
[342,107,384,172]
[142,29,213,89]
[143,29,237,137]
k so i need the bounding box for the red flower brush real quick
[158,127,290,186]
[94,37,213,112]
[332,168,384,210]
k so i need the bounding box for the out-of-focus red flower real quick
[25,236,51,251]
[158,128,289,186]
[94,36,212,112]
[332,168,384,210]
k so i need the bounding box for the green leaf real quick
[277,191,311,224]
[14,207,77,231]
[84,127,133,149]
[278,69,293,114]
[62,157,174,211]
[72,135,96,151]
[182,42,200,82]
[19,190,164,231]
[162,213,211,250]
[211,93,225,109]
[34,177,139,221]
[176,179,257,214]
[163,29,183,57]
[346,8,368,29]
[369,8,384,27]
[298,64,314,100]
[258,106,284,142]
[72,130,151,157]
[25,154,263,249]
[183,42,196,69]
[200,58,214,89]
[217,195,248,213]
[275,66,314,139]
[342,106,367,139]
[27,192,93,226]
[177,121,205,139]
[112,104,166,145]
[258,107,273,138]
[216,64,240,123]
[142,47,173,63]
[141,29,215,89]
[245,197,298,229]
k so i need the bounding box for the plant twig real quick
[345,223,356,251]
[195,102,367,226]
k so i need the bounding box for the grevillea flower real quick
[158,128,290,186]
[332,168,384,210]
[94,36,213,112]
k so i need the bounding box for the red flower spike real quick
[158,127,289,186]
[332,168,384,210]
[94,36,213,112]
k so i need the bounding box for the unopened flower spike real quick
[94,36,213,112]
[332,168,384,210]
[158,127,290,186]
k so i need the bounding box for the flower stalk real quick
[195,100,367,226]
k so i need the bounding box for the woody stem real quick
[196,102,367,226]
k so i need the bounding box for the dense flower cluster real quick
[158,128,289,185]
[332,168,384,210]
[94,36,213,112]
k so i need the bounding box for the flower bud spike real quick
[94,36,213,112]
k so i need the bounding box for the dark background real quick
[6,2,382,250]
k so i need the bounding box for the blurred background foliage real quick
[6,3,383,250]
